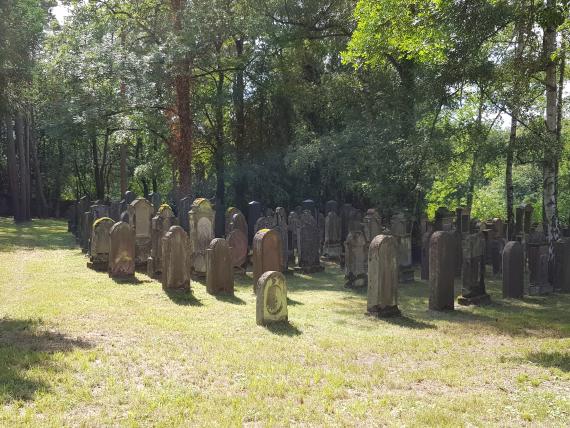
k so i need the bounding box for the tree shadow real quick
[164,289,203,306]
[380,315,437,330]
[525,351,570,372]
[110,276,152,286]
[0,219,76,252]
[264,321,302,336]
[214,293,246,305]
[0,317,93,403]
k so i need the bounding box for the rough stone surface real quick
[363,209,382,243]
[554,239,570,292]
[252,229,283,291]
[162,226,190,291]
[457,232,491,306]
[109,201,121,222]
[147,205,176,277]
[296,211,323,273]
[429,231,456,311]
[528,242,552,295]
[502,241,524,298]
[325,200,338,215]
[88,217,115,271]
[127,198,154,266]
[255,213,277,233]
[108,221,135,278]
[82,211,94,253]
[188,198,214,276]
[256,271,288,326]
[344,231,368,288]
[367,235,400,317]
[227,229,248,269]
[206,238,234,295]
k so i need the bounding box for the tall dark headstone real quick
[344,231,368,288]
[457,232,491,305]
[325,200,338,215]
[248,201,263,244]
[429,231,456,311]
[296,211,324,273]
[502,241,524,298]
[162,226,190,291]
[367,235,400,317]
[206,238,234,295]
[177,196,193,233]
[149,192,161,213]
[553,239,570,292]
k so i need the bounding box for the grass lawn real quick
[0,218,569,426]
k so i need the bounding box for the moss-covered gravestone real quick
[108,221,135,279]
[367,235,400,317]
[127,197,154,266]
[88,217,114,271]
[147,204,176,277]
[162,226,190,291]
[189,198,214,276]
[206,238,234,295]
[256,271,288,326]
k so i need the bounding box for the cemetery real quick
[1,0,570,426]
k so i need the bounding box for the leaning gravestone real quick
[127,197,154,266]
[367,235,400,317]
[162,226,190,291]
[256,271,288,326]
[323,211,342,260]
[502,241,524,298]
[296,211,324,273]
[429,231,456,311]
[553,239,570,292]
[147,204,176,277]
[275,207,289,271]
[108,221,135,279]
[178,196,193,232]
[206,238,234,295]
[457,232,490,305]
[87,217,114,271]
[188,198,215,276]
[252,228,283,291]
[227,229,248,270]
[344,231,368,288]
[248,201,263,244]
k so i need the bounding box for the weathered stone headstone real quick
[149,192,161,213]
[553,239,570,292]
[108,221,135,278]
[120,191,136,214]
[147,204,176,277]
[367,235,400,317]
[227,210,248,238]
[252,228,283,291]
[363,209,382,242]
[325,200,338,215]
[429,231,456,311]
[502,241,524,298]
[162,226,190,291]
[457,232,490,305]
[348,208,363,234]
[127,198,154,266]
[81,211,94,253]
[109,201,121,222]
[189,198,214,276]
[344,231,368,288]
[421,230,434,280]
[225,207,243,234]
[87,217,114,271]
[288,211,300,265]
[177,196,193,232]
[248,201,263,244]
[302,199,318,219]
[227,229,248,270]
[296,211,324,273]
[391,212,414,282]
[434,207,454,231]
[340,203,353,244]
[90,203,109,221]
[255,212,277,233]
[77,196,90,240]
[275,207,289,270]
[528,240,551,295]
[206,238,234,295]
[323,211,342,260]
[256,271,288,326]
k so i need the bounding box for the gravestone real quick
[367,235,400,317]
[77,196,90,241]
[162,226,190,291]
[325,200,338,215]
[87,217,114,271]
[248,201,263,244]
[255,212,277,233]
[363,209,382,242]
[228,210,248,238]
[189,198,215,276]
[302,199,318,219]
[276,207,289,270]
[553,239,570,292]
[429,231,456,311]
[288,211,301,265]
[90,203,109,221]
[344,231,368,288]
[227,229,248,270]
[528,235,551,295]
[108,221,135,279]
[109,201,121,222]
[323,211,342,260]
[318,212,326,252]
[149,192,161,213]
[252,228,283,291]
[502,241,524,298]
[434,207,454,231]
[457,232,491,305]
[206,238,234,295]
[348,208,363,234]
[296,211,324,273]
[177,196,193,232]
[391,213,414,282]
[127,198,154,266]
[81,211,94,253]
[120,191,136,214]
[421,230,434,280]
[147,204,176,277]
[256,271,288,326]
[340,203,353,244]
[225,207,243,234]
[120,211,129,223]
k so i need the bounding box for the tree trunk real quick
[398,59,416,140]
[30,110,48,217]
[506,117,516,240]
[4,115,21,221]
[214,70,226,238]
[120,143,127,196]
[91,130,104,200]
[232,37,247,212]
[15,113,30,222]
[542,0,560,280]
[54,140,64,217]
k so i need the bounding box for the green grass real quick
[0,217,569,426]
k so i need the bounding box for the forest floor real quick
[0,218,569,427]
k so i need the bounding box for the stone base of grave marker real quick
[367,305,401,318]
[344,272,367,288]
[87,259,108,272]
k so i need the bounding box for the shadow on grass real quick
[165,289,203,306]
[526,351,570,372]
[381,315,437,330]
[215,293,246,305]
[0,317,93,403]
[287,297,303,306]
[111,276,153,286]
[0,218,76,252]
[264,321,302,336]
